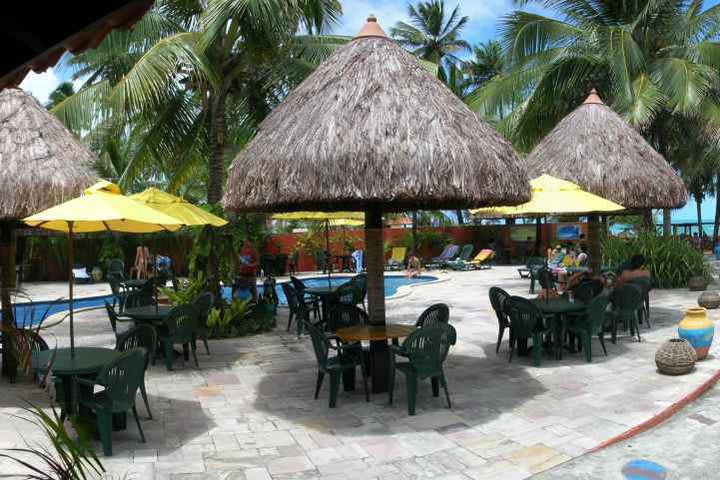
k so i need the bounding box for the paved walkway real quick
[1,267,718,479]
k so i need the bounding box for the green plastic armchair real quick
[304,320,369,408]
[505,296,551,367]
[192,292,214,355]
[75,348,147,457]
[389,323,456,416]
[608,284,644,343]
[566,295,609,362]
[116,325,157,418]
[159,305,199,370]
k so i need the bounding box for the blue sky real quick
[17,0,719,224]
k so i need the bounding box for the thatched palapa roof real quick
[223,16,529,213]
[0,89,97,219]
[526,90,687,210]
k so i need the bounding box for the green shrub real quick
[602,230,711,288]
[207,298,275,338]
[160,273,206,306]
[400,230,451,252]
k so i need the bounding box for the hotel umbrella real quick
[224,16,529,392]
[273,211,365,285]
[129,187,228,227]
[24,181,182,357]
[526,90,687,272]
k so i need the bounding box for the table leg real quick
[342,368,356,392]
[517,338,529,356]
[369,340,390,393]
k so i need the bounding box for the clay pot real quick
[698,291,720,309]
[688,276,708,291]
[678,307,714,360]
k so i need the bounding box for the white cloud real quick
[18,68,62,106]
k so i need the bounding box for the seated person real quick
[576,246,588,266]
[405,252,422,278]
[613,254,650,288]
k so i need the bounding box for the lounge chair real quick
[72,265,92,284]
[469,249,496,270]
[386,247,407,271]
[426,244,459,269]
[445,244,475,270]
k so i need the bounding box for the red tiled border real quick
[590,368,720,452]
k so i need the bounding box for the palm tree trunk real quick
[1,221,17,381]
[206,92,227,304]
[411,211,418,254]
[696,192,704,251]
[662,209,672,237]
[455,210,464,225]
[714,176,720,245]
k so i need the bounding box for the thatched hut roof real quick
[223,16,529,213]
[526,90,687,210]
[0,89,97,219]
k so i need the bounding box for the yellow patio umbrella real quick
[129,187,228,227]
[273,211,364,285]
[24,181,183,357]
[470,175,624,217]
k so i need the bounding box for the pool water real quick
[5,275,437,326]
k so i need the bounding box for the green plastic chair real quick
[283,283,312,335]
[327,305,367,332]
[159,305,199,370]
[627,276,652,328]
[415,303,449,328]
[290,276,320,318]
[609,284,644,343]
[505,296,551,367]
[192,292,214,355]
[303,319,369,408]
[389,323,457,416]
[489,287,511,354]
[115,325,157,419]
[104,301,127,339]
[566,295,609,362]
[526,258,547,293]
[349,274,367,310]
[75,348,147,457]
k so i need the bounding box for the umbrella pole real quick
[154,234,158,313]
[326,220,331,288]
[68,222,75,359]
[365,206,388,394]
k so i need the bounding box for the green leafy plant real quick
[0,404,105,479]
[97,236,124,275]
[603,229,711,288]
[401,230,451,252]
[206,298,275,338]
[160,273,206,306]
[293,231,323,257]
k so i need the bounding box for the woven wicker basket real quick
[655,338,697,375]
[698,291,720,309]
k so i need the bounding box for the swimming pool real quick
[5,275,437,327]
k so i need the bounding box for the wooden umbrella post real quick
[68,221,75,358]
[364,206,385,326]
[588,213,601,274]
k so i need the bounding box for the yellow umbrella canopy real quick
[24,182,183,233]
[470,175,624,217]
[130,187,228,227]
[273,211,365,222]
[23,181,182,357]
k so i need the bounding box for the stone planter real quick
[698,291,720,309]
[678,307,714,360]
[688,276,708,291]
[656,338,696,375]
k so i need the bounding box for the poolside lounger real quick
[446,244,475,270]
[386,247,407,271]
[469,249,495,270]
[426,244,459,269]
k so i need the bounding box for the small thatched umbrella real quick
[224,16,529,389]
[526,89,687,272]
[0,88,96,378]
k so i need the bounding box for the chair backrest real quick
[115,324,157,369]
[335,282,362,306]
[505,296,543,338]
[390,247,407,263]
[611,283,644,316]
[573,282,595,305]
[107,258,125,276]
[416,303,450,328]
[282,283,303,314]
[442,244,459,259]
[627,276,652,294]
[165,305,198,343]
[104,301,120,334]
[290,276,306,292]
[96,348,146,409]
[527,256,545,270]
[401,323,457,377]
[475,249,494,262]
[488,287,510,327]
[136,280,156,307]
[350,274,367,301]
[303,319,330,368]
[192,292,215,328]
[328,305,367,331]
[457,244,474,261]
[585,294,610,332]
[537,267,555,290]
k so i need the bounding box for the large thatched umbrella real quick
[527,89,687,273]
[0,88,96,379]
[223,16,529,389]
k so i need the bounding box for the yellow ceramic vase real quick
[678,307,714,360]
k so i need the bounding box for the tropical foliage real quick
[206,298,275,338]
[602,230,711,288]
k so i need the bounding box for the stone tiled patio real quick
[2,266,719,479]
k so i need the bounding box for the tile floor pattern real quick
[1,267,719,479]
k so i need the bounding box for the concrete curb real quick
[590,368,720,452]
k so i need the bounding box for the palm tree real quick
[46,82,75,109]
[464,40,504,91]
[391,0,470,66]
[470,0,720,235]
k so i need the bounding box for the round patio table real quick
[32,347,121,416]
[305,286,339,324]
[336,324,416,394]
[530,297,587,360]
[120,279,147,290]
[123,305,173,324]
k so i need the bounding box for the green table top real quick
[531,297,587,314]
[305,286,338,297]
[121,279,147,288]
[123,305,173,322]
[32,347,120,375]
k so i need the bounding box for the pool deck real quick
[1,266,719,479]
